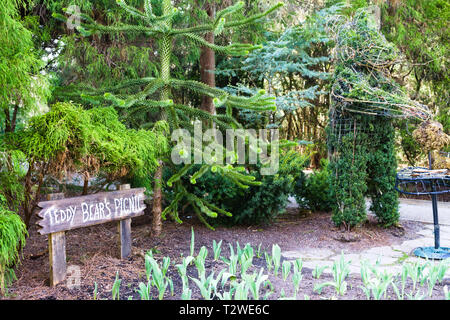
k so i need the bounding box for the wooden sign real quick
[36,186,146,286]
[37,188,146,235]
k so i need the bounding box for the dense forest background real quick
[2,0,448,164]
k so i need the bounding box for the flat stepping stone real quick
[362,246,405,259]
[282,248,335,260]
[302,260,333,272]
[358,253,399,266]
[392,238,431,253]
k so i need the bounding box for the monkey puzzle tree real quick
[54,0,283,234]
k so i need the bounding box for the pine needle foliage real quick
[54,0,284,227]
[380,0,449,109]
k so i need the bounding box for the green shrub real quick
[0,196,27,295]
[294,158,333,212]
[6,102,168,227]
[166,149,309,226]
[0,147,26,212]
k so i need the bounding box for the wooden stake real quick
[118,184,132,259]
[47,193,66,287]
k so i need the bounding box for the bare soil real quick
[2,209,448,300]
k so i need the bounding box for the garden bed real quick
[2,209,448,300]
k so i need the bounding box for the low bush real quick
[166,149,310,226]
[294,158,333,212]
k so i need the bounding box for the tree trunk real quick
[151,161,163,236]
[82,174,89,195]
[151,0,173,237]
[199,2,216,116]
[3,104,19,133]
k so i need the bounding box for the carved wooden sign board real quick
[36,186,146,287]
[37,188,146,234]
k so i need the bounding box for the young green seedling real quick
[405,260,426,292]
[282,260,291,281]
[111,271,121,300]
[190,227,195,258]
[233,279,250,300]
[212,240,222,261]
[312,264,328,280]
[176,255,194,289]
[162,256,170,277]
[391,262,409,300]
[292,266,303,297]
[314,252,350,296]
[242,268,268,300]
[240,254,253,275]
[190,270,215,300]
[425,259,449,297]
[181,287,192,300]
[264,251,273,273]
[194,246,208,278]
[137,281,152,300]
[272,244,281,276]
[293,258,303,274]
[256,243,263,258]
[406,288,425,300]
[215,289,234,300]
[146,254,171,300]
[93,282,98,300]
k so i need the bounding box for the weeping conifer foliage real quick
[6,102,168,228]
[53,0,286,230]
[0,198,27,295]
[0,0,49,133]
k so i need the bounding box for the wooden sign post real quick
[37,186,146,286]
[118,184,132,259]
[47,192,66,287]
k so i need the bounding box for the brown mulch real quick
[1,208,447,300]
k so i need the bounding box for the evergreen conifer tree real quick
[54,0,283,233]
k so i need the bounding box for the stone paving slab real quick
[284,197,450,279]
[288,196,450,225]
[282,248,334,260]
[281,224,450,276]
[368,198,450,226]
